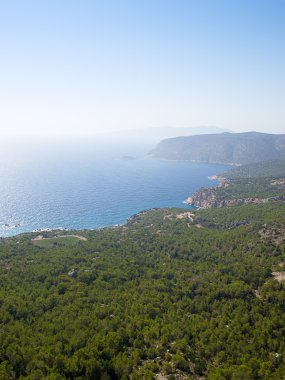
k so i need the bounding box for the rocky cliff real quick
[186,175,285,209]
[186,189,285,209]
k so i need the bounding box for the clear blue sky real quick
[0,0,284,137]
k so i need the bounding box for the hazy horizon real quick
[1,126,284,143]
[1,0,284,138]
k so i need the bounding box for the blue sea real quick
[0,137,230,237]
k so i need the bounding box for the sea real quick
[0,137,230,237]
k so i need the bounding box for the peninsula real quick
[151,132,285,165]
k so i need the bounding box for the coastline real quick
[0,159,230,239]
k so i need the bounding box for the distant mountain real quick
[151,132,285,165]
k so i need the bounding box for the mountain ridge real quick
[151,131,285,165]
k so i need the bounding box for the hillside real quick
[186,159,285,209]
[151,132,285,165]
[221,159,285,179]
[1,203,285,379]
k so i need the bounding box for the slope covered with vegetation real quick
[151,132,285,165]
[221,160,285,179]
[187,160,285,208]
[1,201,285,379]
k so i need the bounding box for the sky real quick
[0,0,284,137]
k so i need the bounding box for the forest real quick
[221,160,285,179]
[218,160,285,200]
[1,161,285,379]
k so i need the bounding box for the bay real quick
[0,137,230,237]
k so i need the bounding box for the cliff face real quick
[188,160,285,209]
[186,172,285,209]
[151,132,285,165]
[186,187,220,208]
[186,190,285,209]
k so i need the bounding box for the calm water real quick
[0,137,230,237]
